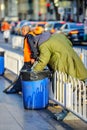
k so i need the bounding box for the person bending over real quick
[32,32,87,121]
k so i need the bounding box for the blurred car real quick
[30,21,38,30]
[30,21,47,31]
[44,21,66,34]
[57,22,84,43]
[37,21,47,27]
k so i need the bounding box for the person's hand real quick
[31,58,35,64]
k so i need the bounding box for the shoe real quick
[54,109,69,121]
[4,86,19,94]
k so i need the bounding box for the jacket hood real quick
[34,32,51,46]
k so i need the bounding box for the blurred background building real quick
[0,0,87,22]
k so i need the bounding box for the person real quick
[1,20,11,42]
[31,32,87,121]
[4,20,38,94]
[1,20,10,32]
[32,32,87,80]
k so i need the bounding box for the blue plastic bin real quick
[0,51,4,75]
[21,70,51,109]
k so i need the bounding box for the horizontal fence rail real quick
[0,47,23,75]
[49,71,87,122]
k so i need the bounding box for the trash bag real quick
[20,69,51,81]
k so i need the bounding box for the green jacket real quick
[33,33,87,80]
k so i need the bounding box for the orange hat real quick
[50,28,56,34]
[34,26,44,35]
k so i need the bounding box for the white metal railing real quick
[12,36,24,50]
[0,47,23,75]
[49,71,87,122]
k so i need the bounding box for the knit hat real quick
[34,26,44,35]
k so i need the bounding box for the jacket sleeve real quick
[27,34,38,59]
[33,45,51,72]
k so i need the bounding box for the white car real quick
[44,21,65,33]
